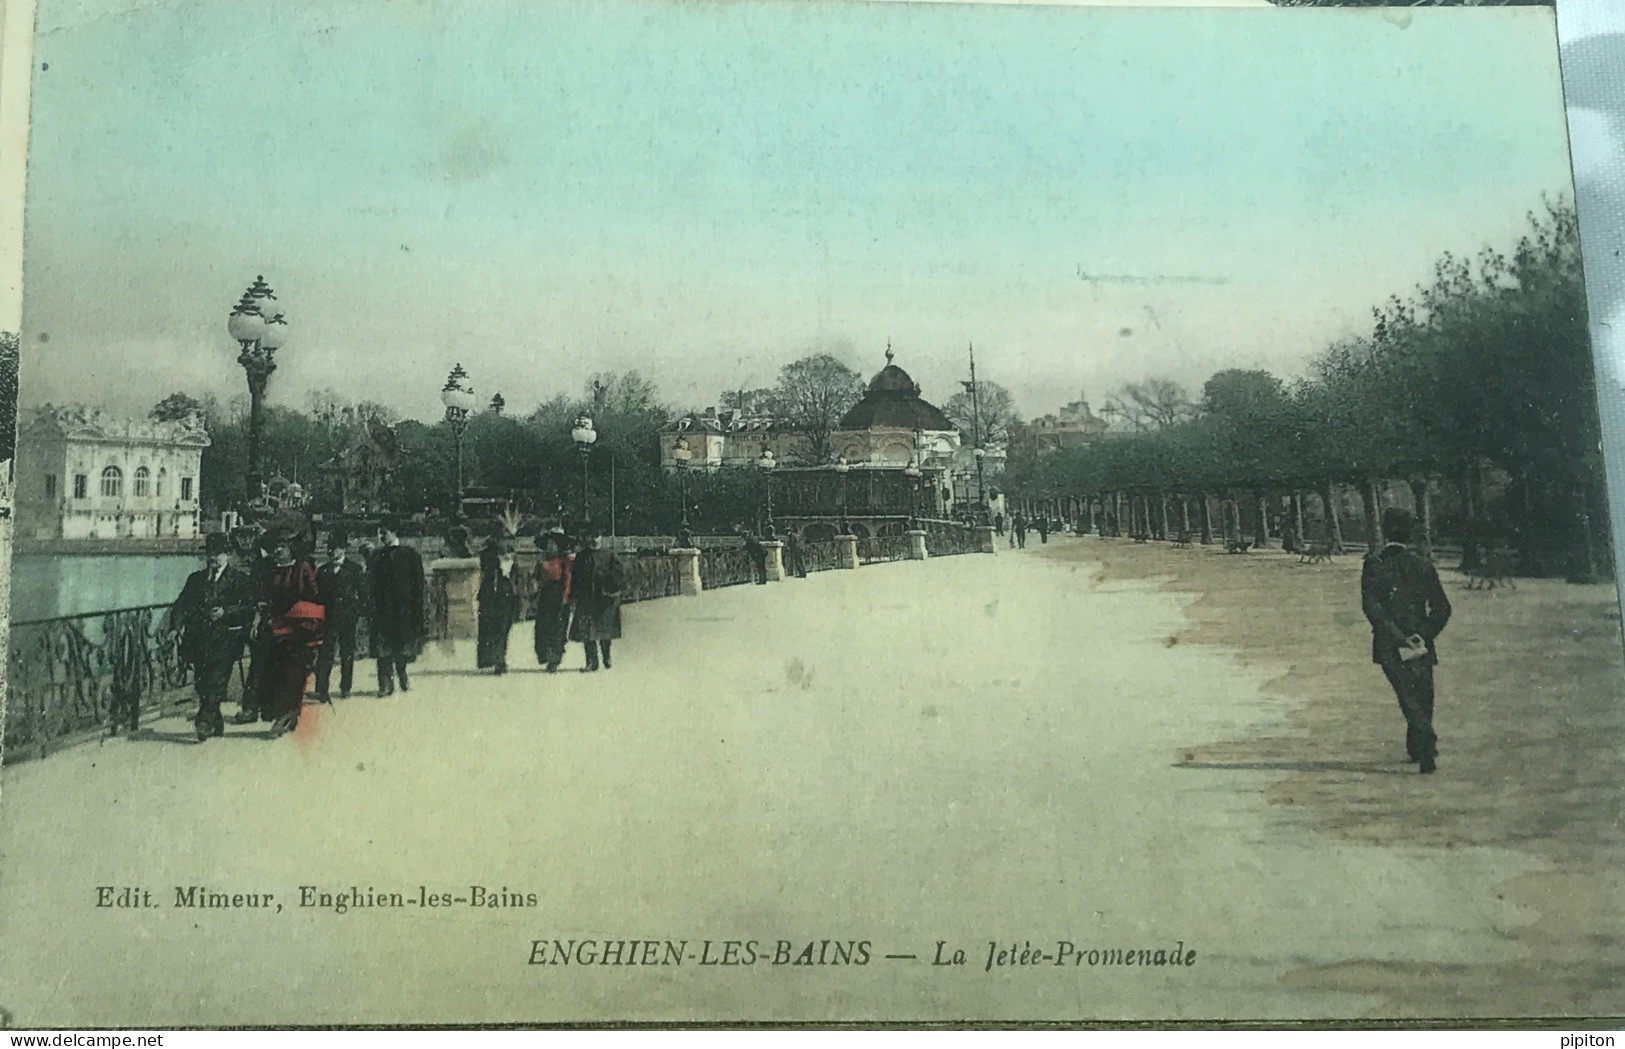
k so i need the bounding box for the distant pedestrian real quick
[314,530,367,701]
[171,532,256,742]
[570,533,626,672]
[1013,512,1028,549]
[260,535,323,737]
[994,513,1005,536]
[783,530,808,578]
[744,530,768,584]
[1036,516,1050,544]
[1361,508,1452,774]
[476,538,520,675]
[370,525,426,696]
[532,530,573,672]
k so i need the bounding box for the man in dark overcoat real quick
[1361,507,1453,773]
[171,532,256,741]
[370,524,426,696]
[315,529,368,701]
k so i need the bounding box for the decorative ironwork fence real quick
[858,534,911,565]
[699,545,757,588]
[802,540,848,573]
[924,522,981,557]
[6,604,191,762]
[623,552,683,603]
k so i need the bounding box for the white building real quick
[16,405,209,541]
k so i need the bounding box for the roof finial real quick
[885,339,894,365]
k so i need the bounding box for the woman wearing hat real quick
[476,537,520,675]
[532,529,574,672]
[260,534,323,736]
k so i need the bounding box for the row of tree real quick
[1006,201,1609,580]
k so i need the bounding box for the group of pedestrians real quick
[172,521,636,743]
[171,524,427,743]
[473,529,627,675]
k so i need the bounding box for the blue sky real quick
[19,0,1576,420]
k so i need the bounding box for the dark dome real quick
[838,359,955,431]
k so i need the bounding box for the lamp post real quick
[571,415,597,527]
[834,455,851,533]
[757,448,776,529]
[973,445,987,521]
[440,364,477,512]
[227,276,288,509]
[904,456,922,526]
[673,438,693,527]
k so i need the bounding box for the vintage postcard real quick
[1,0,1621,1028]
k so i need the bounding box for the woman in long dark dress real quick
[261,536,323,736]
[568,535,625,672]
[476,539,520,675]
[532,532,573,672]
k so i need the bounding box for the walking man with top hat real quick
[315,529,367,701]
[171,532,256,742]
[370,523,426,696]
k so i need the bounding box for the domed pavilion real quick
[770,348,967,542]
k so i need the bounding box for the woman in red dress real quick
[260,536,323,736]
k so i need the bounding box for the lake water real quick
[10,553,199,623]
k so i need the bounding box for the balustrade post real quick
[836,534,860,569]
[672,547,703,596]
[906,529,929,560]
[764,541,786,581]
[974,525,997,554]
[430,556,481,641]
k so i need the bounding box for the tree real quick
[772,353,865,464]
[944,380,1022,448]
[721,387,779,415]
[150,392,205,423]
[1103,378,1195,432]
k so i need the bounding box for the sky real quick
[14,0,1578,423]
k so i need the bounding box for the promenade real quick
[0,537,1611,1024]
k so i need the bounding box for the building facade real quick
[16,405,209,541]
[660,407,807,471]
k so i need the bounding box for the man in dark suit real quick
[315,529,367,701]
[370,524,426,696]
[1361,507,1453,773]
[171,532,256,741]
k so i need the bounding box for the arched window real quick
[100,465,123,499]
[156,469,166,498]
[134,466,151,497]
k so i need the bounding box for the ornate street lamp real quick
[571,414,597,527]
[227,276,288,508]
[757,448,776,528]
[440,363,477,510]
[673,437,693,527]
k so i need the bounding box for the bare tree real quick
[773,353,865,464]
[1102,378,1195,432]
[944,381,1021,447]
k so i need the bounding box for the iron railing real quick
[623,553,683,603]
[858,534,912,564]
[802,540,849,573]
[6,604,191,762]
[698,545,757,589]
[924,522,981,557]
